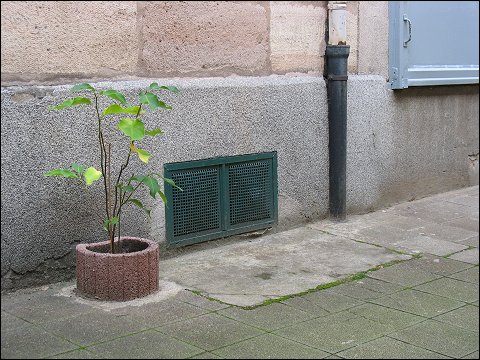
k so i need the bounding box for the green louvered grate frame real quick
[164,152,278,248]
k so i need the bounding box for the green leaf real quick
[71,83,94,92]
[136,175,160,198]
[84,167,102,186]
[145,128,163,137]
[130,144,151,163]
[100,90,127,105]
[136,149,151,163]
[71,163,85,175]
[118,184,135,192]
[158,190,167,205]
[49,97,92,110]
[149,83,179,93]
[163,177,182,191]
[44,169,78,178]
[102,104,144,116]
[139,92,172,110]
[118,118,145,141]
[127,199,151,217]
[103,216,119,231]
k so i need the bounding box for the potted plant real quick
[45,82,180,301]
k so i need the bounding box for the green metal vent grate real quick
[171,167,220,237]
[164,152,277,248]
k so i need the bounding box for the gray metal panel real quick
[389,1,479,89]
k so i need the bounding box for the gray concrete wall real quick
[2,76,478,289]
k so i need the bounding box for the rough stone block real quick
[270,2,327,73]
[140,1,268,76]
[1,1,137,80]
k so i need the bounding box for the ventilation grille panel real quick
[165,152,277,247]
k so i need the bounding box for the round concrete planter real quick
[76,237,159,301]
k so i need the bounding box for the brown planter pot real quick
[76,237,159,301]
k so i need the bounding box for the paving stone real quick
[448,267,480,284]
[462,350,480,359]
[370,289,465,318]
[347,303,424,331]
[0,293,95,324]
[407,222,478,243]
[280,296,331,317]
[458,235,479,248]
[274,311,390,353]
[448,248,479,264]
[367,265,442,287]
[49,349,102,359]
[155,313,264,351]
[1,311,31,331]
[218,303,315,331]
[414,277,479,303]
[346,278,404,294]
[445,217,479,232]
[189,351,222,359]
[301,290,364,313]
[433,305,479,332]
[329,281,392,300]
[445,195,480,209]
[379,215,437,231]
[40,310,147,346]
[396,235,468,256]
[336,336,450,359]
[397,255,473,276]
[173,290,231,311]
[392,201,471,223]
[111,298,209,327]
[87,329,204,359]
[211,333,330,359]
[389,320,479,358]
[1,325,77,359]
[355,225,414,248]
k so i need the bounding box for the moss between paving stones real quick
[188,256,419,310]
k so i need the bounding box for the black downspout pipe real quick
[326,45,350,220]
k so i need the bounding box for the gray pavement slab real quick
[395,255,474,276]
[462,350,480,359]
[407,222,478,243]
[280,296,331,317]
[413,277,479,303]
[47,349,104,359]
[1,325,78,359]
[448,248,479,264]
[433,305,479,332]
[367,265,442,287]
[395,235,469,256]
[336,336,451,359]
[346,303,424,331]
[160,227,409,306]
[341,277,405,294]
[155,313,265,351]
[389,320,479,358]
[189,352,222,359]
[39,310,148,346]
[173,290,231,311]
[87,329,204,359]
[273,311,391,354]
[111,299,209,328]
[300,290,364,313]
[448,266,479,284]
[1,311,31,331]
[445,217,479,232]
[217,302,315,331]
[49,349,103,359]
[459,235,479,247]
[370,289,465,318]
[211,333,330,359]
